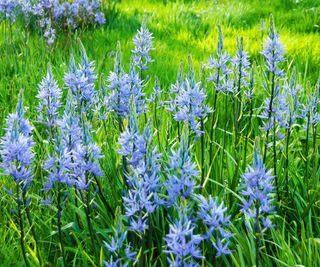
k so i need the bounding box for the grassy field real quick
[0,0,319,116]
[0,0,319,266]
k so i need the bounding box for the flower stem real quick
[16,183,29,267]
[57,184,67,267]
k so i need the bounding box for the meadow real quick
[0,0,319,266]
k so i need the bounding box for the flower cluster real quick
[106,45,146,119]
[0,0,105,44]
[119,109,162,233]
[164,205,204,266]
[64,48,98,114]
[207,27,233,94]
[0,95,34,187]
[37,66,62,130]
[132,23,153,72]
[167,78,211,136]
[165,132,198,206]
[5,20,320,267]
[196,194,232,256]
[261,16,285,77]
[240,151,275,231]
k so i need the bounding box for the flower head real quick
[240,151,275,231]
[132,23,153,72]
[37,65,62,129]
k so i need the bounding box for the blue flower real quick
[132,24,153,72]
[213,239,232,257]
[72,122,103,191]
[164,205,204,266]
[240,151,275,231]
[261,16,285,77]
[43,135,74,191]
[165,132,198,206]
[167,78,211,136]
[64,48,98,113]
[37,65,62,129]
[58,90,83,152]
[0,94,34,187]
[106,46,146,118]
[233,37,250,89]
[103,225,137,265]
[195,194,232,256]
[120,110,163,233]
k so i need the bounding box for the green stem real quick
[284,118,292,196]
[272,114,280,202]
[200,117,205,189]
[16,183,29,267]
[57,184,67,267]
[209,69,220,167]
[263,71,275,162]
[304,113,311,186]
[22,190,42,265]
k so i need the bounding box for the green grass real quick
[0,0,319,117]
[0,0,319,266]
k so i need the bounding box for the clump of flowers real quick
[164,205,204,266]
[132,23,154,72]
[64,47,98,114]
[165,130,198,206]
[0,94,35,266]
[119,107,163,233]
[36,65,62,131]
[195,195,232,257]
[1,0,105,45]
[105,45,146,122]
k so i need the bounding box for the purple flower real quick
[261,15,285,77]
[165,132,198,206]
[72,122,103,191]
[64,48,98,113]
[164,206,204,266]
[167,77,211,136]
[37,65,62,129]
[240,151,275,231]
[0,94,34,186]
[106,46,146,118]
[132,24,153,72]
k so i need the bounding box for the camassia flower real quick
[106,45,146,119]
[0,94,34,188]
[58,90,83,152]
[240,151,275,231]
[64,48,98,114]
[72,121,103,191]
[119,108,163,233]
[164,205,204,267]
[165,132,198,206]
[261,15,285,77]
[167,78,211,136]
[132,23,154,72]
[37,65,62,129]
[195,194,232,256]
